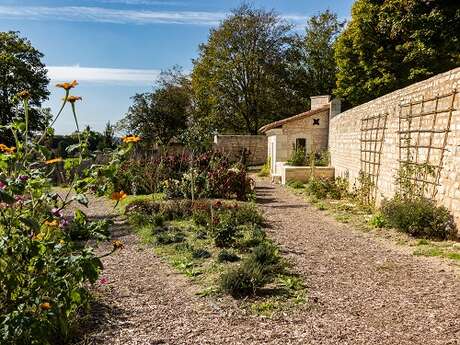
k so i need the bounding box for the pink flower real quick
[99,277,109,285]
[0,181,5,190]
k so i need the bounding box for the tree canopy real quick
[0,31,50,142]
[335,0,460,107]
[120,67,191,146]
[192,5,307,135]
[287,10,344,107]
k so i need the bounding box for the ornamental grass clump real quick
[0,82,138,345]
[220,242,283,297]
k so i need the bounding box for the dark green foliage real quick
[192,209,210,226]
[287,180,304,189]
[219,242,283,297]
[381,197,457,240]
[237,224,266,250]
[335,0,460,107]
[0,31,50,145]
[306,177,348,200]
[119,67,190,146]
[192,4,306,134]
[212,211,240,248]
[232,203,264,227]
[155,229,186,245]
[287,10,344,107]
[67,210,111,242]
[192,248,211,259]
[287,147,307,166]
[217,249,240,263]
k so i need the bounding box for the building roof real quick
[258,105,330,133]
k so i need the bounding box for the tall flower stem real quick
[36,91,69,145]
[23,98,29,157]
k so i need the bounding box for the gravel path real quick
[74,181,460,345]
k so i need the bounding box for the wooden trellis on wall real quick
[360,112,389,204]
[397,89,457,198]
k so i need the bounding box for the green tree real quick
[121,67,190,147]
[192,5,305,134]
[102,121,115,149]
[335,0,460,107]
[0,31,49,143]
[287,10,344,106]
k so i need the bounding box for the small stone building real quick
[259,95,340,180]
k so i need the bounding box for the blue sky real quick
[0,0,354,134]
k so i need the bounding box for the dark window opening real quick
[313,118,320,125]
[295,138,306,150]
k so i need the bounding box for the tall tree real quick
[120,67,191,146]
[0,31,49,142]
[192,5,305,134]
[335,0,460,107]
[102,121,115,149]
[287,10,344,107]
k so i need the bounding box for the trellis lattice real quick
[360,111,389,204]
[397,89,457,198]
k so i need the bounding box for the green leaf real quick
[19,217,40,231]
[0,189,15,204]
[73,194,89,207]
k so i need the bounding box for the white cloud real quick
[0,5,227,25]
[47,65,161,85]
[0,5,307,26]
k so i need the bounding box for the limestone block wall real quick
[213,135,267,165]
[282,166,335,185]
[329,67,460,224]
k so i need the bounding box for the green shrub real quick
[232,203,264,226]
[287,180,304,189]
[286,147,307,166]
[305,178,330,199]
[217,249,240,263]
[369,212,386,228]
[381,197,457,240]
[237,224,266,249]
[258,158,271,177]
[191,248,211,259]
[155,229,186,245]
[192,209,210,226]
[211,211,240,248]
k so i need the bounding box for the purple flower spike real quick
[18,175,29,182]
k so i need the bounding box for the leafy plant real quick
[381,197,457,240]
[217,249,240,263]
[286,146,307,166]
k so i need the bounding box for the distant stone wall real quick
[282,166,335,185]
[329,67,460,225]
[213,135,267,165]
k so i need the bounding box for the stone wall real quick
[213,134,267,165]
[329,67,460,224]
[282,166,335,185]
[266,108,330,163]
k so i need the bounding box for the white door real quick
[270,140,276,174]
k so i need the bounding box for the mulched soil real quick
[73,180,460,345]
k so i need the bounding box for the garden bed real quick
[122,197,307,317]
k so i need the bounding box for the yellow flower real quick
[111,191,127,201]
[56,80,78,90]
[59,239,65,245]
[44,220,59,227]
[17,90,31,99]
[65,95,82,103]
[122,135,141,143]
[45,157,63,165]
[0,144,16,154]
[112,240,124,250]
[34,233,44,240]
[40,302,51,310]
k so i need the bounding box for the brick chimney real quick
[310,95,331,110]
